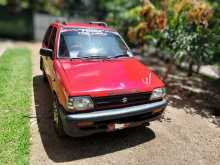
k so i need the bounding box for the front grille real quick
[92,92,153,110]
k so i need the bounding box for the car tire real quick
[52,95,66,137]
[138,122,150,129]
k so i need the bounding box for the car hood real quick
[59,58,164,97]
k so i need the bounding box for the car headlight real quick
[150,88,166,100]
[67,96,94,111]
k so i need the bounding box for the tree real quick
[5,0,60,14]
[100,0,140,39]
[127,0,216,78]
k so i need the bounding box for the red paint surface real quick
[54,57,164,97]
[42,21,165,107]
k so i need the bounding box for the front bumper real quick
[60,100,167,137]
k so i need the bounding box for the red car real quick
[40,21,167,137]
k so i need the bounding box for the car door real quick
[42,25,52,77]
[45,26,57,89]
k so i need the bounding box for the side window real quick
[59,34,68,57]
[43,26,52,47]
[49,27,57,51]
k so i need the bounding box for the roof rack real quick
[54,19,67,25]
[89,21,108,27]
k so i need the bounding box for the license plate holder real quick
[107,123,129,132]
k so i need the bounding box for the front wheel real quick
[52,95,66,137]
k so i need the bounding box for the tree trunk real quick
[7,0,20,12]
[163,60,173,81]
[188,60,194,77]
[196,64,201,74]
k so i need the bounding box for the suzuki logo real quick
[122,97,128,104]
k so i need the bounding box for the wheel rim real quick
[53,98,59,127]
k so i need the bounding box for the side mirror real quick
[40,48,53,58]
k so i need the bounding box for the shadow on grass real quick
[33,75,156,163]
[141,54,220,119]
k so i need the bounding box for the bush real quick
[0,6,33,40]
[126,0,219,77]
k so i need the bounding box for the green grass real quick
[0,48,32,165]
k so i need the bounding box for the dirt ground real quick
[23,43,220,165]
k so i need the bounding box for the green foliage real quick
[0,0,6,5]
[161,24,215,66]
[60,0,87,16]
[0,48,32,165]
[0,6,33,39]
[160,0,217,66]
[104,0,219,75]
[3,0,62,15]
[160,0,219,67]
[101,0,141,38]
[209,1,220,63]
[137,0,219,73]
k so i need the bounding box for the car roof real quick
[52,21,114,31]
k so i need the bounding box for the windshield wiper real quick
[81,56,111,59]
[111,54,129,58]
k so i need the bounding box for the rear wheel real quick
[52,95,66,137]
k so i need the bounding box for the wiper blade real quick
[111,54,129,58]
[81,56,111,59]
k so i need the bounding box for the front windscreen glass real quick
[58,29,130,59]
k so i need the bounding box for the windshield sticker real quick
[62,28,117,36]
[78,31,107,36]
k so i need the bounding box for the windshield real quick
[58,29,131,59]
